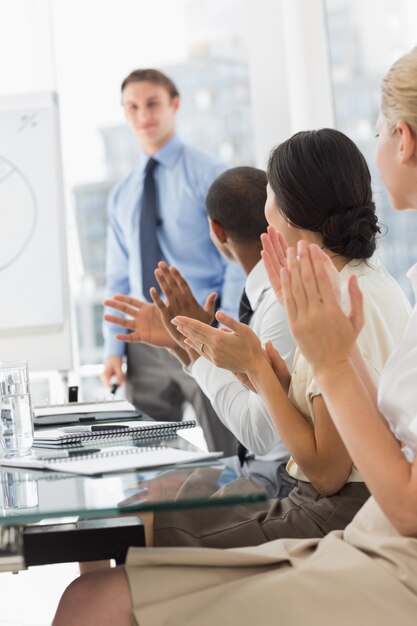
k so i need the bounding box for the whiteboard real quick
[0,92,75,371]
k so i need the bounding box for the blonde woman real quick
[53,47,417,626]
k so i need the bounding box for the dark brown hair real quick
[206,167,268,243]
[121,69,179,98]
[267,129,380,260]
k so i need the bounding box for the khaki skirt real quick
[125,498,417,626]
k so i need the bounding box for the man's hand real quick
[150,262,218,364]
[102,355,125,387]
[154,262,217,325]
[172,311,267,375]
[103,294,176,348]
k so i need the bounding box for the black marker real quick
[110,383,119,395]
[90,424,129,432]
[67,448,101,456]
[62,425,130,433]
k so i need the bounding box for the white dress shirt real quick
[378,262,417,463]
[190,260,296,461]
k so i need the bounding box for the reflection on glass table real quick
[0,433,267,525]
[0,471,39,513]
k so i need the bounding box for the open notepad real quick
[33,420,196,448]
[0,446,222,476]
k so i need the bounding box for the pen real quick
[68,448,102,456]
[110,383,119,395]
[91,424,129,432]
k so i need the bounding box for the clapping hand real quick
[172,310,267,375]
[150,262,217,362]
[234,341,291,393]
[154,262,217,326]
[281,241,363,372]
[262,226,342,305]
[264,340,292,393]
[103,295,176,348]
[261,226,289,304]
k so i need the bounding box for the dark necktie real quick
[139,158,164,301]
[238,288,254,326]
[237,288,254,466]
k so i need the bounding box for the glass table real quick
[0,430,268,572]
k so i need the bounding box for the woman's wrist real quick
[245,352,275,384]
[313,358,353,389]
[249,356,290,402]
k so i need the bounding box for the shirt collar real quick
[245,259,270,310]
[406,262,417,297]
[137,134,183,173]
[338,254,381,281]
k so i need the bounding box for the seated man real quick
[105,166,296,497]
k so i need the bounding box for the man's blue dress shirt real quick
[104,134,245,358]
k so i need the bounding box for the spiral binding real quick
[51,431,179,450]
[48,419,196,445]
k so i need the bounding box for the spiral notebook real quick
[33,420,196,448]
[0,445,222,476]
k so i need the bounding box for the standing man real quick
[103,69,244,454]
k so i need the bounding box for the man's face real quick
[121,81,179,152]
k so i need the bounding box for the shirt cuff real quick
[185,357,202,376]
[190,356,211,380]
[104,334,126,358]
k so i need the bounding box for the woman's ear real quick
[396,120,416,164]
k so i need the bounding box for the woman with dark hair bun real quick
[267,128,380,261]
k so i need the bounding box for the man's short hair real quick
[206,167,268,243]
[121,69,179,98]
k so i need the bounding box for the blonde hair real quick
[381,46,417,134]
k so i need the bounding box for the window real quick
[325,0,417,299]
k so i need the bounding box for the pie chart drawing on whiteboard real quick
[0,156,37,271]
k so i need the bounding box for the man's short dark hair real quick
[206,167,268,243]
[121,69,179,98]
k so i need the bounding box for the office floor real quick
[0,562,79,625]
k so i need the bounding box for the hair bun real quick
[320,203,380,259]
